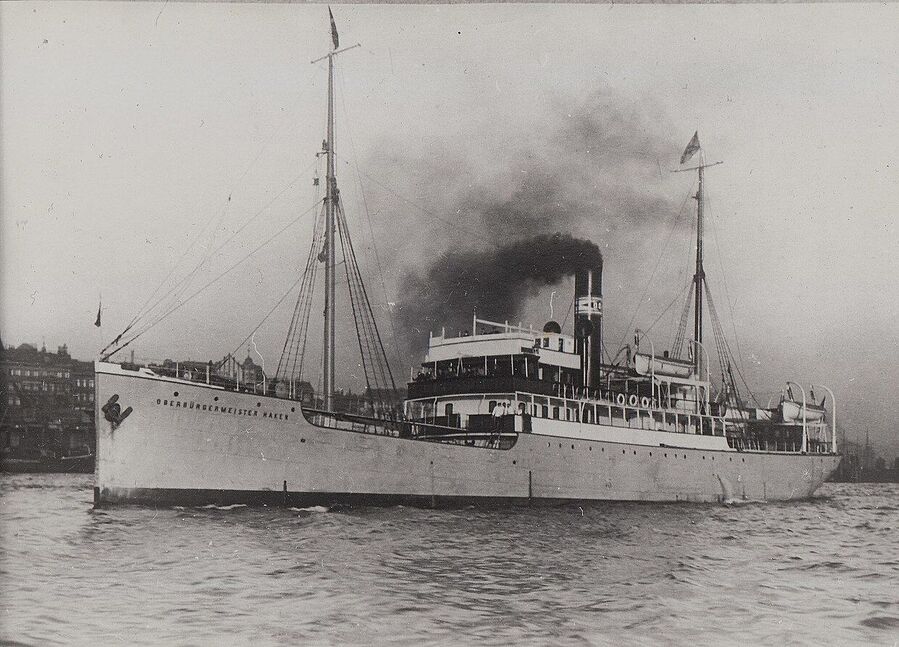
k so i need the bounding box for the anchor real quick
[102,394,133,429]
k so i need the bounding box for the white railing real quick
[785,381,808,453]
[812,383,837,454]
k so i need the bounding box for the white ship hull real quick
[95,363,840,506]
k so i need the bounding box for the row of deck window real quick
[423,399,723,436]
[421,356,580,385]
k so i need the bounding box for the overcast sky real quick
[2,2,897,454]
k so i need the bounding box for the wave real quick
[290,505,329,514]
[722,497,768,506]
[198,503,247,511]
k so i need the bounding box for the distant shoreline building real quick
[829,437,899,484]
[1,342,95,472]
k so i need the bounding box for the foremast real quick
[313,10,359,411]
[323,39,336,411]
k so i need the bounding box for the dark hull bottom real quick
[93,486,820,509]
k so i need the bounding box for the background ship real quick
[93,12,840,507]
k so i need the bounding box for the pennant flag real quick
[94,301,102,327]
[680,131,701,165]
[328,7,339,49]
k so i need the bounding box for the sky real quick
[2,2,897,455]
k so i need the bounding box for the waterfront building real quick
[0,342,95,471]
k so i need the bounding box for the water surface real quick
[1,474,897,645]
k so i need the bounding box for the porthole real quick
[173,391,179,397]
[571,444,575,450]
[729,458,732,462]
[512,460,517,465]
[702,456,705,460]
[300,438,306,443]
[649,452,652,456]
[214,396,219,401]
[601,447,605,452]
[633,450,637,455]
[257,402,261,407]
[291,407,295,412]
[742,458,745,463]
[622,450,626,455]
[589,446,592,451]
[664,453,668,458]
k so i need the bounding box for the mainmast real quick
[693,163,704,377]
[312,8,358,411]
[675,131,721,378]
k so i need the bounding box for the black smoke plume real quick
[372,87,681,357]
[397,233,601,345]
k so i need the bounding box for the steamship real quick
[93,15,840,506]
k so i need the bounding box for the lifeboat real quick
[633,353,694,379]
[780,398,826,423]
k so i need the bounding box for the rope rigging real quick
[671,280,695,360]
[268,180,399,417]
[274,200,327,389]
[704,280,761,408]
[334,197,399,416]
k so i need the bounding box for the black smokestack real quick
[575,267,603,387]
[397,233,601,352]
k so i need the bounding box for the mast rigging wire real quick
[108,107,312,354]
[671,213,698,360]
[335,197,399,414]
[614,179,696,357]
[275,201,326,384]
[220,272,307,377]
[334,154,486,242]
[704,188,751,387]
[645,279,691,337]
[102,198,323,359]
[337,70,405,374]
[100,168,314,358]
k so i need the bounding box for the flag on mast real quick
[680,131,701,165]
[94,300,102,327]
[328,7,339,49]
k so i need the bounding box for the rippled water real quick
[1,474,897,646]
